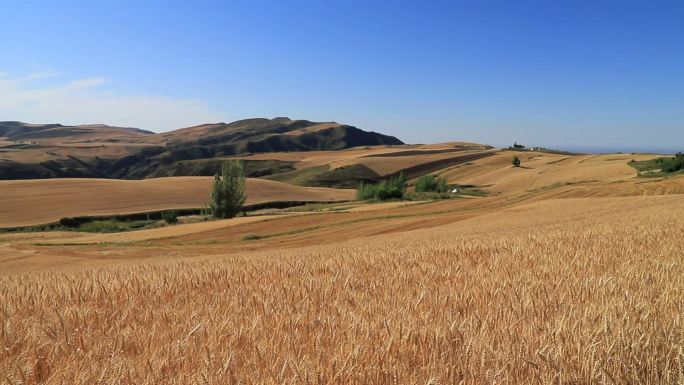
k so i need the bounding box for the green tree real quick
[512,157,521,167]
[209,160,247,218]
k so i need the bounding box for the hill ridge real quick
[0,117,404,180]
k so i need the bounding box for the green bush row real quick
[656,152,684,173]
[356,173,407,201]
[414,174,449,193]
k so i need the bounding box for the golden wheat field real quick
[2,192,684,384]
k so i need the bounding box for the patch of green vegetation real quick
[629,159,659,173]
[162,210,178,224]
[0,223,64,233]
[414,174,449,193]
[0,209,199,234]
[357,173,407,201]
[629,153,684,177]
[76,219,163,233]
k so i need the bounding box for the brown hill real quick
[0,117,403,180]
[0,121,153,141]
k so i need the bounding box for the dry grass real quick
[0,177,354,227]
[2,195,683,384]
[439,152,683,198]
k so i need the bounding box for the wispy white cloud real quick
[0,71,225,131]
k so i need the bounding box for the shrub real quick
[162,210,178,224]
[59,217,81,228]
[667,152,684,172]
[630,152,684,175]
[437,177,449,193]
[655,152,684,173]
[415,175,449,193]
[356,173,407,201]
[79,220,127,233]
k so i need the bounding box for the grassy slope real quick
[628,154,684,177]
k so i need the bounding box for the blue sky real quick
[1,0,682,151]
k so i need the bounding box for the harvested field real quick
[233,143,492,172]
[0,177,354,227]
[439,152,666,196]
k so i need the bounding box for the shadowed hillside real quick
[0,121,154,140]
[0,118,403,180]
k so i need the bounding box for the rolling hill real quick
[0,121,153,141]
[0,117,403,180]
